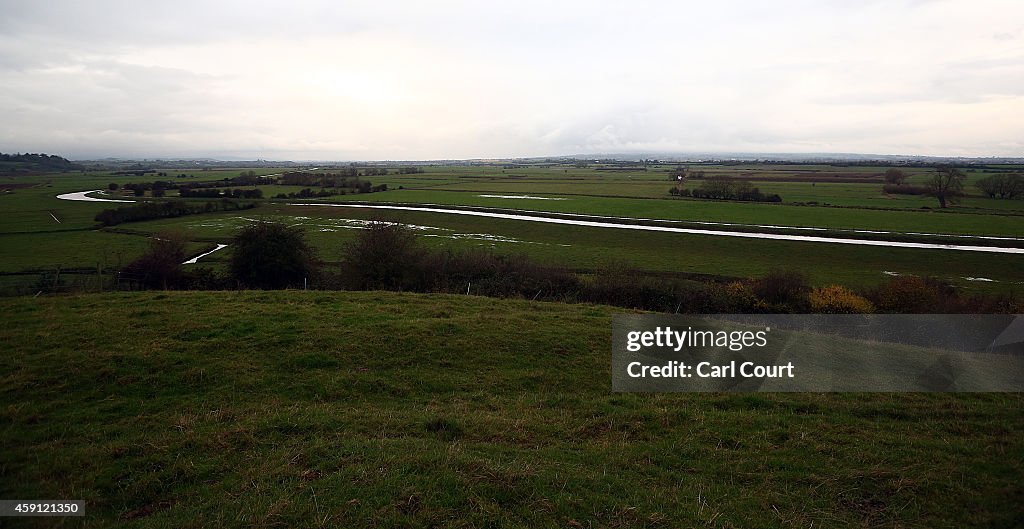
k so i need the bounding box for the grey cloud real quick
[2,0,1023,159]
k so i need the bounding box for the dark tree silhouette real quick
[926,166,966,208]
[883,168,906,185]
[975,173,1024,199]
[230,222,318,289]
[121,232,188,290]
[340,218,425,290]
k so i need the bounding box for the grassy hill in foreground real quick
[1,291,1021,528]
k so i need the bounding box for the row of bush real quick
[671,187,782,202]
[123,220,1019,314]
[273,184,389,199]
[179,188,264,199]
[670,177,782,202]
[113,174,272,196]
[276,176,389,195]
[280,172,370,188]
[882,184,932,196]
[94,199,257,226]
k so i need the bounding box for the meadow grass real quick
[1,290,1021,528]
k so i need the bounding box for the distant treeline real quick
[107,167,407,200]
[116,174,271,197]
[112,170,158,176]
[278,173,389,195]
[0,152,82,174]
[179,174,270,188]
[95,199,257,226]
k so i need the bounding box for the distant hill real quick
[0,152,83,174]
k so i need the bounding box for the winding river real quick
[289,202,1024,255]
[55,190,133,203]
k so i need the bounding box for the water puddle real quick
[478,194,568,200]
[185,216,547,247]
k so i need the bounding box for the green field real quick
[1,162,1022,295]
[2,291,1021,527]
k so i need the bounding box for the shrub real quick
[883,168,907,185]
[339,221,581,297]
[867,276,950,313]
[882,184,929,195]
[446,250,580,300]
[182,267,233,290]
[340,219,426,290]
[809,285,875,313]
[751,270,811,311]
[715,281,766,313]
[231,222,318,289]
[120,232,188,290]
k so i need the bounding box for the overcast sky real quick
[1,0,1022,160]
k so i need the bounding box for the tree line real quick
[0,152,82,174]
[94,200,257,226]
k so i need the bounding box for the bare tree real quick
[975,173,1024,199]
[926,166,965,208]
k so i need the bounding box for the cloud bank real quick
[1,0,1022,159]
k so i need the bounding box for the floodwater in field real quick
[184,216,568,247]
[477,194,568,200]
[886,271,1000,283]
[56,190,132,203]
[289,203,1024,255]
